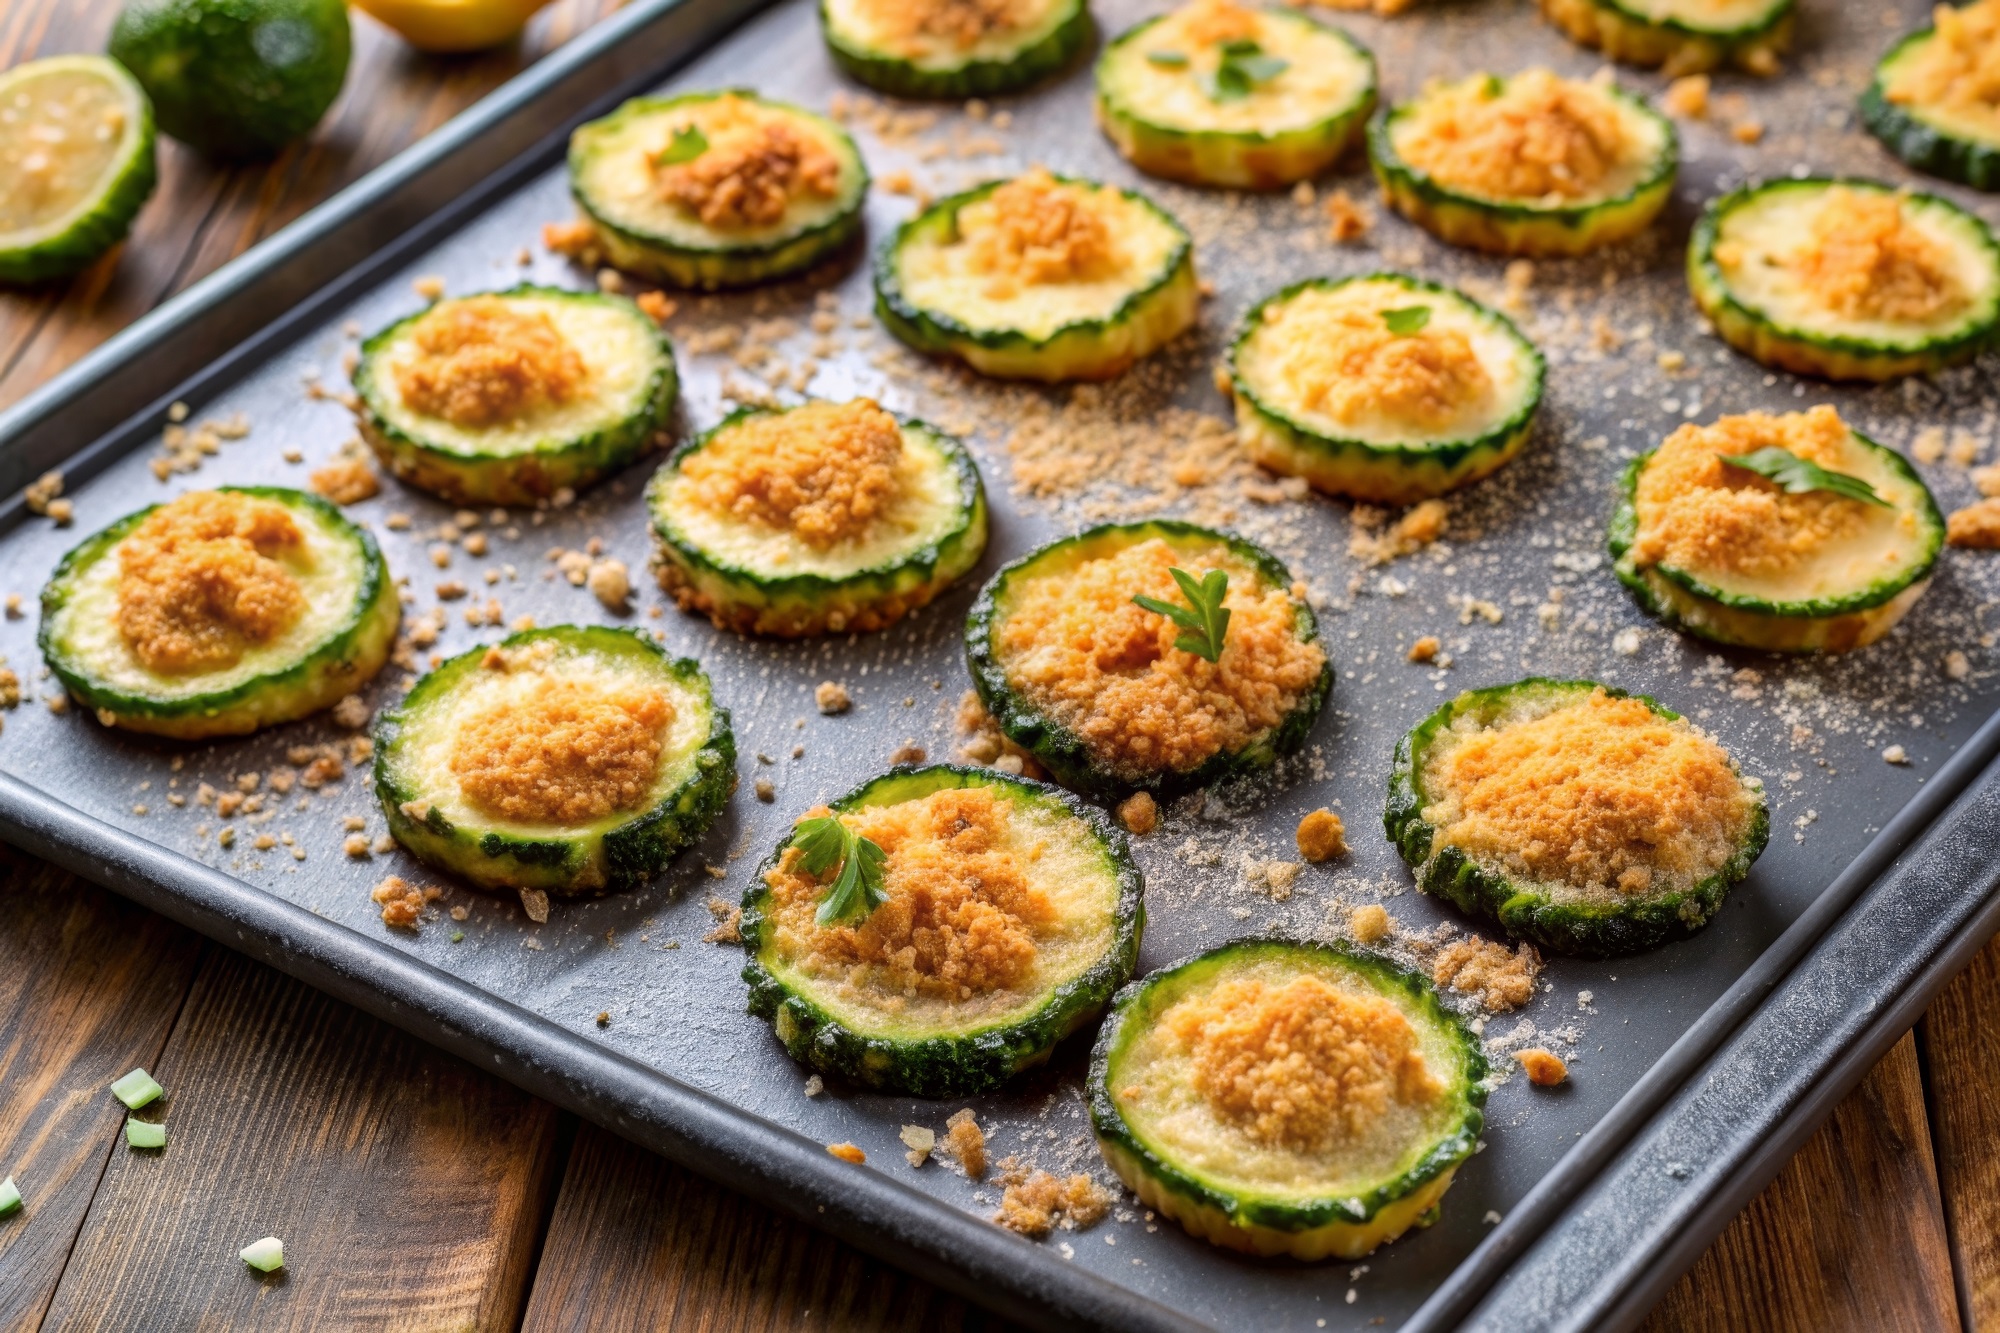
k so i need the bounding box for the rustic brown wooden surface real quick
[1922,935,2000,1331]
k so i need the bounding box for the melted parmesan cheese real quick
[1886,0,2000,140]
[1390,70,1659,206]
[1105,1,1373,135]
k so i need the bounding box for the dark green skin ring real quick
[1088,936,1487,1232]
[822,0,1090,99]
[740,764,1145,1098]
[1863,27,2000,192]
[1580,0,1792,41]
[1385,678,1769,958]
[964,519,1333,803]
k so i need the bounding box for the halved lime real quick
[0,56,157,284]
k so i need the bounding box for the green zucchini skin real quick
[570,92,868,291]
[38,487,397,740]
[821,0,1090,99]
[645,405,988,637]
[1092,10,1377,191]
[1537,0,1794,74]
[873,175,1199,382]
[353,285,679,507]
[740,764,1145,1097]
[1862,25,2000,192]
[1385,678,1769,958]
[964,519,1332,802]
[1088,937,1486,1259]
[1687,178,2000,382]
[1228,273,1545,504]
[372,626,735,896]
[1367,75,1677,257]
[1607,442,1945,653]
[0,57,158,285]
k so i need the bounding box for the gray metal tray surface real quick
[3,1,1999,1329]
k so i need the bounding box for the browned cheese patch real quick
[964,168,1126,298]
[1886,0,2000,121]
[1782,187,1966,324]
[680,399,905,548]
[1398,69,1631,202]
[857,0,1031,52]
[116,491,308,675]
[654,96,843,231]
[394,298,587,429]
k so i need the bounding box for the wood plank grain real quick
[521,1122,1030,1333]
[35,945,565,1331]
[1641,1031,1959,1333]
[0,850,205,1333]
[1920,930,2000,1330]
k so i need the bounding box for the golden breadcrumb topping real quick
[655,97,842,230]
[395,298,587,429]
[857,0,1029,52]
[1949,496,2000,547]
[1425,688,1755,898]
[764,786,1056,999]
[1165,974,1441,1154]
[1887,1,2000,121]
[449,650,671,825]
[963,169,1125,297]
[1254,287,1494,431]
[680,400,905,548]
[994,1161,1110,1236]
[116,491,307,675]
[995,537,1324,778]
[1630,407,1894,580]
[1432,937,1540,1012]
[1782,187,1965,324]
[1178,0,1260,46]
[1398,70,1631,202]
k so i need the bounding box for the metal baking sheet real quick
[4,1,2000,1329]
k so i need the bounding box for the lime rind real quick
[0,56,157,284]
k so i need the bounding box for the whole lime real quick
[109,0,351,160]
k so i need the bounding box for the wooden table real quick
[0,3,1994,1328]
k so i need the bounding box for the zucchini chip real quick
[1088,938,1485,1261]
[0,55,157,285]
[39,488,397,740]
[646,398,988,636]
[1387,679,1768,957]
[373,626,734,895]
[875,169,1199,381]
[1368,69,1676,257]
[1689,177,2000,382]
[965,520,1332,801]
[354,285,678,506]
[1229,274,1544,504]
[741,764,1144,1097]
[569,91,868,290]
[1609,406,1944,653]
[1864,1,2000,192]
[821,0,1089,99]
[1094,1,1376,190]
[1538,0,1793,76]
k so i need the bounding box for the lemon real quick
[352,0,554,53]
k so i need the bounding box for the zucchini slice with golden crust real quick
[820,0,1089,98]
[1538,0,1792,76]
[1864,0,2000,192]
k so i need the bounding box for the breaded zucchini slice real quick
[821,0,1088,99]
[0,55,157,284]
[965,520,1332,801]
[569,91,868,290]
[1688,178,2000,382]
[875,169,1198,381]
[645,398,987,637]
[1537,0,1792,76]
[373,626,734,896]
[1089,937,1486,1261]
[1369,69,1676,257]
[1094,1,1376,190]
[1386,679,1768,957]
[38,487,396,740]
[741,764,1144,1097]
[1608,406,1944,654]
[1864,1,2000,192]
[1229,273,1544,504]
[353,285,678,506]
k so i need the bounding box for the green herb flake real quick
[657,124,709,166]
[1200,39,1288,103]
[1481,74,1505,98]
[111,1068,162,1110]
[1145,49,1189,67]
[240,1236,285,1273]
[1133,567,1233,663]
[451,931,465,943]
[1381,306,1432,336]
[125,1118,166,1150]
[1718,447,1892,508]
[793,815,891,927]
[0,1177,20,1218]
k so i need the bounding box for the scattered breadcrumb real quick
[1350,903,1391,944]
[1517,1048,1568,1086]
[1731,120,1765,144]
[636,291,677,325]
[371,876,440,929]
[1117,791,1158,836]
[1296,808,1347,862]
[1408,636,1441,664]
[1883,744,1909,765]
[1351,500,1448,566]
[815,680,852,715]
[1433,937,1542,1012]
[22,470,62,515]
[1663,74,1709,118]
[330,694,371,730]
[942,1108,987,1179]
[413,275,446,301]
[900,1124,936,1167]
[1323,189,1371,244]
[587,558,630,612]
[704,896,742,944]
[827,1142,867,1164]
[309,455,380,505]
[755,777,776,802]
[955,690,1045,777]
[519,886,551,924]
[1948,498,2000,547]
[889,741,928,765]
[994,1160,1110,1237]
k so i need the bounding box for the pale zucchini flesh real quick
[820,0,1089,98]
[1538,0,1793,74]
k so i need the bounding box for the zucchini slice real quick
[1386,678,1768,957]
[1608,406,1945,653]
[821,0,1089,99]
[373,626,734,895]
[741,764,1144,1097]
[645,398,988,636]
[874,170,1199,381]
[1864,3,2000,192]
[1688,177,2000,382]
[1093,2,1376,190]
[0,55,157,285]
[1228,273,1544,504]
[1537,0,1793,76]
[569,91,868,290]
[1368,70,1677,257]
[39,487,397,740]
[965,519,1332,801]
[354,285,678,506]
[1088,937,1486,1260]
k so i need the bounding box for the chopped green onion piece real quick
[451,931,465,943]
[125,1118,165,1150]
[240,1236,285,1272]
[111,1068,162,1109]
[0,1177,20,1217]
[1381,306,1432,336]
[1145,49,1189,67]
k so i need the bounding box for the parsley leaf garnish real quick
[657,125,709,166]
[1718,447,1891,509]
[1381,306,1432,336]
[1133,566,1233,663]
[1145,49,1189,67]
[793,814,890,927]
[1200,39,1288,103]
